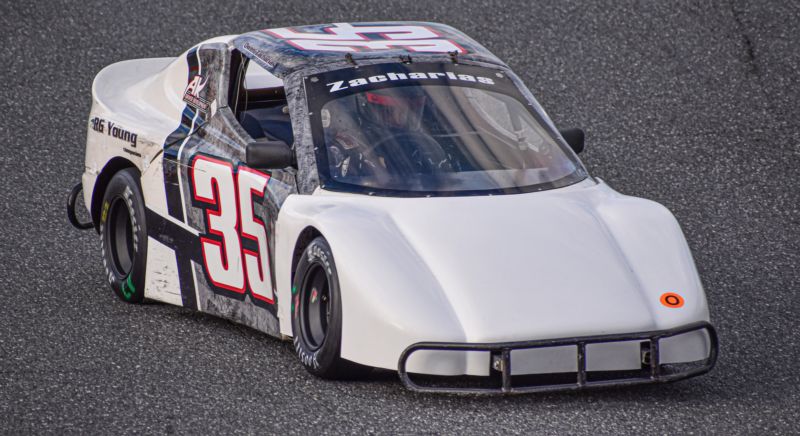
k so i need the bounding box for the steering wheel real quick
[366,131,453,174]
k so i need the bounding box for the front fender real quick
[589,181,709,328]
[275,194,470,371]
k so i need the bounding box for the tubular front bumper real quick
[398,321,718,394]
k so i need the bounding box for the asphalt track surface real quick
[1,1,798,434]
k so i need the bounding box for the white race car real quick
[68,22,717,393]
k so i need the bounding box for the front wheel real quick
[99,168,147,303]
[292,237,370,379]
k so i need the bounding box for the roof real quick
[232,22,504,78]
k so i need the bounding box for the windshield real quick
[306,63,586,196]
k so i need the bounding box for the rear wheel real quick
[292,237,370,379]
[99,168,147,303]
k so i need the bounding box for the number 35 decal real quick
[190,155,274,303]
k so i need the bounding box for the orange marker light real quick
[660,292,684,308]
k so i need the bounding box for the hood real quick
[387,186,655,342]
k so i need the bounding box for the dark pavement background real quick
[1,1,798,434]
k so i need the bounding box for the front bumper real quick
[398,321,717,394]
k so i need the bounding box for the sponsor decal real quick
[123,148,142,158]
[325,71,495,93]
[90,117,104,133]
[264,23,467,54]
[241,41,276,70]
[183,75,211,113]
[660,292,685,308]
[90,117,138,147]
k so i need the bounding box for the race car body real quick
[70,22,716,393]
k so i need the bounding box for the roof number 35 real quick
[264,23,466,54]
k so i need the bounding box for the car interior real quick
[230,53,294,145]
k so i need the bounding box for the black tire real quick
[99,168,147,303]
[292,237,371,379]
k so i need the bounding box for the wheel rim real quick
[107,197,134,276]
[300,263,331,351]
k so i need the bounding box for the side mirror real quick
[559,128,585,154]
[245,140,294,169]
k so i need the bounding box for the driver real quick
[325,87,428,178]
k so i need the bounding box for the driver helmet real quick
[355,87,426,131]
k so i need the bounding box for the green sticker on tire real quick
[121,275,135,300]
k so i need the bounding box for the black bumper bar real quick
[398,321,717,394]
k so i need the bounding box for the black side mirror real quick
[245,140,294,169]
[559,128,585,154]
